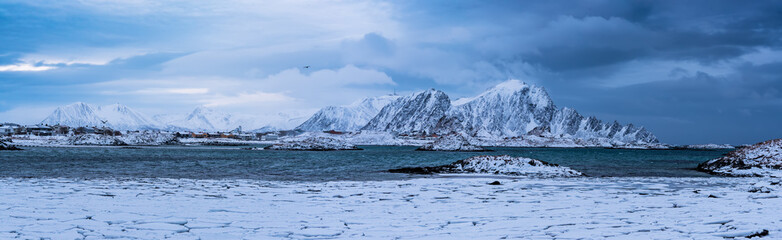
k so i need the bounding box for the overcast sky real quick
[1,0,781,145]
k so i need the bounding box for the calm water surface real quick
[0,146,731,181]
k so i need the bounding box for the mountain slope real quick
[446,80,557,137]
[297,95,400,132]
[445,80,657,143]
[361,89,451,135]
[162,106,235,132]
[41,102,158,130]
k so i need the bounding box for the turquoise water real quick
[0,146,730,181]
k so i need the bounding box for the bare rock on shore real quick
[0,141,22,150]
[697,139,782,177]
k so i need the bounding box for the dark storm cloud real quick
[405,0,782,72]
[398,0,782,144]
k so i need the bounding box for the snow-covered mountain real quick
[361,89,451,135]
[296,95,400,132]
[156,106,313,132]
[349,80,657,143]
[41,102,158,130]
[549,108,657,143]
[42,103,313,132]
[444,80,657,143]
[159,106,237,132]
[443,80,557,137]
[250,111,314,132]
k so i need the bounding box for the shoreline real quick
[4,143,728,150]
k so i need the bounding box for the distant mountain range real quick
[41,103,158,131]
[41,103,311,132]
[38,80,659,144]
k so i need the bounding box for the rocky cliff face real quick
[549,108,658,143]
[361,89,451,135]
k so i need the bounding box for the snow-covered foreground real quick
[1,177,780,239]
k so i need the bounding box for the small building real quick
[0,126,15,136]
[175,132,191,138]
[74,127,96,134]
[220,133,236,139]
[237,133,255,141]
[191,132,208,138]
[323,130,344,135]
[261,133,279,141]
[25,124,53,136]
[51,125,70,135]
[1,123,22,136]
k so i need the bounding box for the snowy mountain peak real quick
[490,79,529,92]
[446,80,557,137]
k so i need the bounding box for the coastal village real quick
[0,122,282,141]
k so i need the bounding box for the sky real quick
[1,0,781,145]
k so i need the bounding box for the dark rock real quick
[0,142,22,151]
[746,229,769,238]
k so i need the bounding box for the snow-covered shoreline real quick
[1,176,780,239]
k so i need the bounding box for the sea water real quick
[0,146,730,181]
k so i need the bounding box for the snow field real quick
[1,177,779,239]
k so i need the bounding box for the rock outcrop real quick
[390,155,582,177]
[416,134,489,152]
[697,139,782,177]
[264,137,361,151]
[0,141,22,150]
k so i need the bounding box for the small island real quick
[390,155,582,177]
[264,137,362,151]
